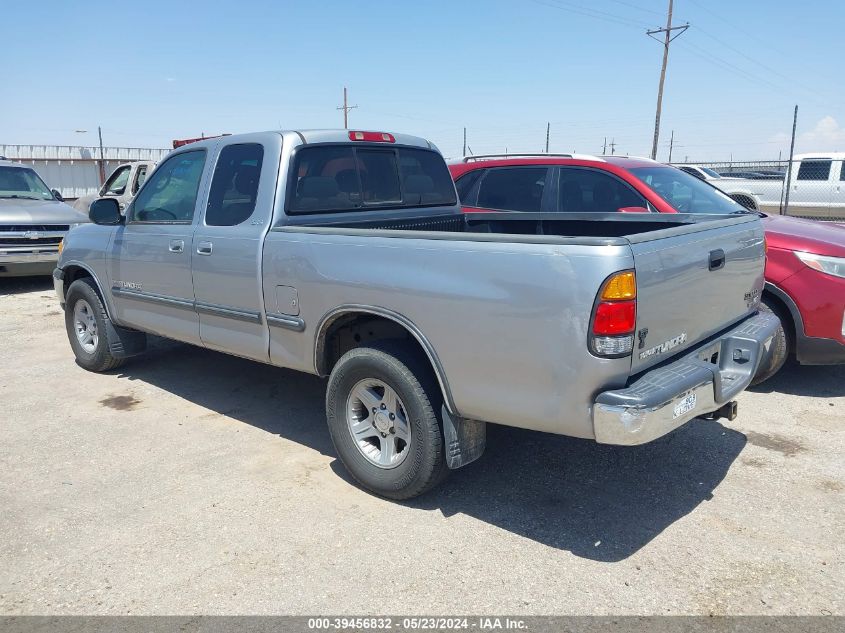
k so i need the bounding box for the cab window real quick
[131,165,149,195]
[206,144,264,226]
[131,151,206,223]
[797,160,832,181]
[102,165,131,196]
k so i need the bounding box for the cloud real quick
[797,116,845,151]
[165,77,176,82]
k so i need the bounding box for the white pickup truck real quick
[704,154,845,221]
[72,161,156,214]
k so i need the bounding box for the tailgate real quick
[629,215,766,374]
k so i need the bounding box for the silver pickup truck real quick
[54,130,778,499]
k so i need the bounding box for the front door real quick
[191,136,280,361]
[108,149,208,345]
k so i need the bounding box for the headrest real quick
[300,176,340,198]
[404,174,434,194]
[234,166,259,195]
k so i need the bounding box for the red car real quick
[449,154,845,383]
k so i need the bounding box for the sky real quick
[2,0,844,161]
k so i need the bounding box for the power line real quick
[529,0,649,29]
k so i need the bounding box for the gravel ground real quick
[0,277,842,615]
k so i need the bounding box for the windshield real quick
[0,166,54,200]
[629,166,747,214]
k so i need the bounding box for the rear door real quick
[191,135,281,362]
[628,215,766,374]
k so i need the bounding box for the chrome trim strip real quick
[267,313,306,332]
[111,287,263,324]
[195,301,262,324]
[111,287,195,310]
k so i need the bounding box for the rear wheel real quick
[750,299,789,386]
[325,341,448,499]
[65,278,125,372]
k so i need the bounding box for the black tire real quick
[750,299,789,386]
[65,277,125,372]
[325,340,449,500]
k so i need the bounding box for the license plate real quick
[673,393,697,419]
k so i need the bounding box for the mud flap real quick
[442,405,486,469]
[105,319,147,359]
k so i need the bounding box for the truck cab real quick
[72,161,156,214]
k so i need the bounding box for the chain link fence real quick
[671,158,845,221]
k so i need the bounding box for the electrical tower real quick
[647,0,689,160]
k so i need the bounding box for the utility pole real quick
[97,126,105,184]
[337,87,358,129]
[545,123,550,153]
[668,129,674,163]
[602,137,607,155]
[463,127,467,157]
[782,105,798,215]
[647,0,689,160]
[609,139,617,155]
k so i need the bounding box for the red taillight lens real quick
[593,300,637,335]
[590,270,637,357]
[348,131,395,143]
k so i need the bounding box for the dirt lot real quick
[0,277,842,615]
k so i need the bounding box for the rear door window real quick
[797,160,832,181]
[476,167,548,212]
[205,143,264,226]
[558,167,647,213]
[288,145,456,213]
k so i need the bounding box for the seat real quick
[295,176,354,210]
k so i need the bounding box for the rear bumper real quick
[592,311,780,445]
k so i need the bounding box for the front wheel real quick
[325,341,448,499]
[65,278,125,372]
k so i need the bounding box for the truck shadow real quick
[116,338,745,563]
[748,361,844,398]
[0,276,54,296]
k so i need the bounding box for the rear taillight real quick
[590,270,637,357]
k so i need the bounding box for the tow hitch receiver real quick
[703,400,738,422]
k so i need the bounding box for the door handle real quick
[709,249,726,271]
[197,241,213,255]
[168,239,184,253]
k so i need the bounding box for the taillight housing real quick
[590,270,637,357]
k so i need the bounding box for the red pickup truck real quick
[449,154,845,384]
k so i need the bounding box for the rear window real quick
[288,145,456,213]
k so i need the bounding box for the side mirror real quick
[89,198,123,225]
[618,206,650,214]
[51,189,64,202]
